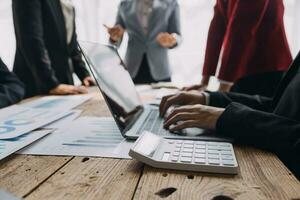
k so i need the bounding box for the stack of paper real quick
[0,95,92,161]
[0,105,73,139]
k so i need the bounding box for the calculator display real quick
[134,132,161,157]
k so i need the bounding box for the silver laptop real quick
[79,41,231,142]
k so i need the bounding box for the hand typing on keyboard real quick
[164,106,176,119]
[159,92,206,117]
[163,104,225,131]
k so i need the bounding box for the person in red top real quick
[184,0,292,97]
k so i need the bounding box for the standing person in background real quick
[106,0,181,84]
[184,0,292,97]
[0,57,24,108]
[12,0,95,97]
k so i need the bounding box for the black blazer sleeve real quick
[0,59,25,108]
[69,9,90,81]
[12,0,60,90]
[208,91,273,112]
[216,102,300,154]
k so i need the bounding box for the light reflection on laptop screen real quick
[80,42,143,133]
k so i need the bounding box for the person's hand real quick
[159,91,206,117]
[182,76,210,92]
[105,24,125,42]
[156,32,177,48]
[182,84,208,92]
[49,84,88,95]
[163,104,225,131]
[82,76,95,87]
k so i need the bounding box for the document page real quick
[21,95,92,111]
[0,129,52,160]
[43,110,82,129]
[0,105,72,139]
[19,117,134,159]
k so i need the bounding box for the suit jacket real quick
[202,0,292,82]
[208,52,300,179]
[0,58,24,108]
[12,0,90,97]
[114,0,181,80]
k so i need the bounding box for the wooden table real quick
[0,88,299,200]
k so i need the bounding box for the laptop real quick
[79,41,231,142]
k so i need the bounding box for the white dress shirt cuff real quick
[218,79,234,86]
[202,92,210,106]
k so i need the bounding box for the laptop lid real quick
[79,41,145,137]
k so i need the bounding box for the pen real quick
[103,24,110,30]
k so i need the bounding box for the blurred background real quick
[1,0,300,89]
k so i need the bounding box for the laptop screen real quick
[79,42,144,134]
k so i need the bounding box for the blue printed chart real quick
[20,117,134,159]
[0,105,72,139]
[0,130,52,161]
[22,95,92,111]
[0,126,16,135]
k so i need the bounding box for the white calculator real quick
[129,131,238,174]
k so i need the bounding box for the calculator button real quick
[208,147,221,151]
[219,143,231,147]
[221,152,232,156]
[208,150,219,155]
[194,158,206,164]
[180,157,192,163]
[183,144,194,149]
[175,144,182,148]
[195,145,206,149]
[182,148,193,153]
[220,147,232,151]
[195,149,205,153]
[195,153,205,158]
[173,152,180,156]
[183,141,194,145]
[222,160,235,166]
[222,155,234,160]
[208,159,220,165]
[221,148,232,151]
[181,152,193,157]
[208,154,219,159]
[171,156,179,162]
[195,141,206,145]
[176,141,183,144]
[168,141,175,144]
[174,148,181,152]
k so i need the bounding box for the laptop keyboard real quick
[138,110,172,136]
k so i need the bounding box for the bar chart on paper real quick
[20,117,134,159]
[62,120,123,148]
[22,95,92,111]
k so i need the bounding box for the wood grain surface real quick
[0,87,298,200]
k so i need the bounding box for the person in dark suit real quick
[0,58,24,108]
[12,0,94,97]
[184,0,292,97]
[160,52,300,179]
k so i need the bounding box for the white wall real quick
[0,0,299,88]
